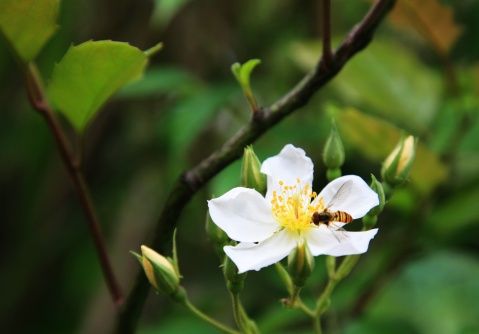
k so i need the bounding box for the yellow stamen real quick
[271,180,325,235]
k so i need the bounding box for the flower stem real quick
[313,316,322,334]
[184,300,240,334]
[313,254,362,331]
[290,285,301,306]
[316,279,337,314]
[295,297,316,318]
[230,292,258,334]
[231,292,242,331]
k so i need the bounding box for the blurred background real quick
[1,0,478,333]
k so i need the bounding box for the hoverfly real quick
[311,180,353,239]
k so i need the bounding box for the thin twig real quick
[184,300,240,334]
[24,63,123,306]
[321,0,333,68]
[115,0,396,332]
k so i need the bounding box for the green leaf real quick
[289,39,442,134]
[334,40,442,134]
[338,107,448,194]
[151,0,192,29]
[427,186,479,235]
[47,40,148,132]
[119,65,201,99]
[231,59,261,90]
[346,252,479,334]
[165,84,236,161]
[0,0,59,61]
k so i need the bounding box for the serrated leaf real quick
[389,0,462,54]
[47,40,148,132]
[338,108,448,194]
[0,0,59,61]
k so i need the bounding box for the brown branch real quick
[24,64,123,306]
[115,0,396,332]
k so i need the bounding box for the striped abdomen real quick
[331,211,353,223]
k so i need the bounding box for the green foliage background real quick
[0,0,478,333]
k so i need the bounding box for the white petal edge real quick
[224,230,297,273]
[261,144,314,202]
[208,187,279,243]
[306,225,378,257]
[318,175,379,219]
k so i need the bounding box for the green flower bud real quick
[287,242,314,287]
[241,146,266,194]
[205,211,228,254]
[223,256,246,294]
[326,168,342,181]
[326,256,336,279]
[323,121,345,169]
[140,245,180,295]
[381,135,416,186]
[367,174,385,217]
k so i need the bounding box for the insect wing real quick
[325,180,353,210]
[327,222,349,242]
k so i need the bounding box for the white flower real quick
[208,144,379,273]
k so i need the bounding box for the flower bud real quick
[326,256,336,278]
[140,245,180,295]
[323,121,345,170]
[287,242,314,287]
[205,211,228,254]
[241,146,266,194]
[381,135,416,186]
[367,174,385,217]
[326,168,342,181]
[223,256,246,294]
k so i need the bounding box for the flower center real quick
[271,179,325,235]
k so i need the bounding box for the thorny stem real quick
[115,1,397,332]
[23,63,123,306]
[184,300,240,334]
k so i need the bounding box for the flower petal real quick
[208,187,279,243]
[318,175,379,219]
[306,225,378,256]
[261,144,314,201]
[224,230,297,273]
